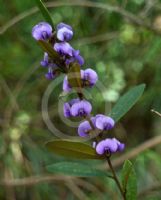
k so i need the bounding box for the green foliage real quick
[121,160,137,200]
[47,161,108,177]
[110,84,145,121]
[46,140,104,159]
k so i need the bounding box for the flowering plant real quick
[32,1,146,199]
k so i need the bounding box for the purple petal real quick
[71,100,92,117]
[95,116,115,130]
[104,139,118,153]
[96,140,107,155]
[32,22,52,41]
[63,103,71,118]
[84,68,98,86]
[78,121,91,137]
[63,76,72,92]
[54,42,73,56]
[57,23,73,31]
[57,27,73,41]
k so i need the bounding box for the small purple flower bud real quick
[84,68,98,86]
[63,102,71,118]
[40,52,49,67]
[63,98,80,118]
[57,22,73,41]
[63,76,72,92]
[72,50,84,66]
[96,138,125,155]
[95,115,115,130]
[54,42,73,56]
[32,22,52,41]
[78,121,91,137]
[71,100,92,117]
[45,68,56,80]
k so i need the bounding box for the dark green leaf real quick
[67,62,82,94]
[47,162,108,177]
[45,139,104,160]
[34,0,54,29]
[110,84,145,122]
[121,160,137,200]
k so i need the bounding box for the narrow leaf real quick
[121,160,137,200]
[47,162,108,177]
[67,62,82,95]
[45,140,104,160]
[34,0,54,29]
[110,84,145,122]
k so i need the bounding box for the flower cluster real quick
[32,22,84,79]
[32,21,125,156]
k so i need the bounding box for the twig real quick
[151,109,161,117]
[106,156,126,200]
[0,175,73,186]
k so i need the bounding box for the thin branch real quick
[0,175,72,186]
[0,0,157,35]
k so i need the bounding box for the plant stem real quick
[106,156,126,200]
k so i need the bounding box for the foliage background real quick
[0,0,161,199]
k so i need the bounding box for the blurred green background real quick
[1,0,161,199]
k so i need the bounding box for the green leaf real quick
[45,140,104,160]
[34,0,54,29]
[110,84,145,122]
[67,62,82,95]
[47,162,108,177]
[121,160,137,200]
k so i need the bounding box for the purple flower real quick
[78,121,91,137]
[65,50,84,66]
[54,42,73,56]
[63,98,80,118]
[40,52,49,67]
[73,50,84,66]
[84,68,98,86]
[45,68,57,80]
[57,22,73,41]
[71,100,92,117]
[63,76,72,92]
[95,115,115,130]
[32,22,52,41]
[96,138,125,155]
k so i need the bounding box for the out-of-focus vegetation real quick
[0,0,161,199]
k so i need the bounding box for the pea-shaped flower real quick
[57,22,73,42]
[95,115,115,130]
[96,138,125,155]
[83,68,98,87]
[32,22,52,41]
[78,117,95,137]
[54,42,73,56]
[63,99,80,118]
[71,100,92,117]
